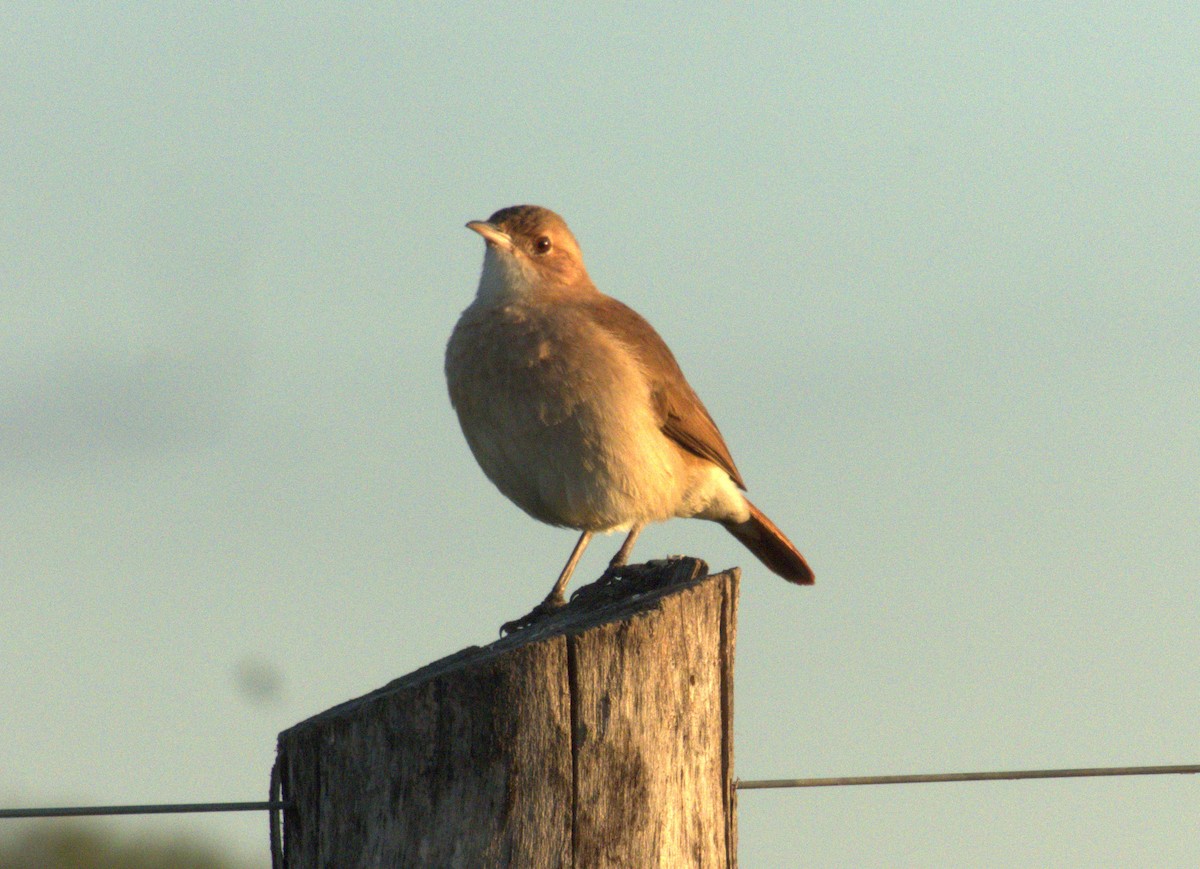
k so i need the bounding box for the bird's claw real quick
[567,563,638,606]
[499,598,565,636]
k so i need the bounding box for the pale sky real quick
[2,5,1197,867]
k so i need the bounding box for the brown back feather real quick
[586,296,746,490]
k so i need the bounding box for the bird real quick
[446,205,812,631]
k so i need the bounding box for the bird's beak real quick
[466,220,513,250]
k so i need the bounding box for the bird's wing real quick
[586,295,747,490]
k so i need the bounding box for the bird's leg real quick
[578,523,646,599]
[500,530,592,635]
[608,523,643,569]
[544,529,593,608]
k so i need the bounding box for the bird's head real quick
[467,205,592,301]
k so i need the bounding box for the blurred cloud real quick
[0,348,245,471]
[233,655,284,707]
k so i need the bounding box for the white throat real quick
[475,246,538,304]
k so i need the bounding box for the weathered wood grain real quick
[273,557,739,868]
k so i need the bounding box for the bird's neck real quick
[474,248,537,305]
[474,248,596,307]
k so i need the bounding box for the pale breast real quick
[445,298,688,531]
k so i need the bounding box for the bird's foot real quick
[568,563,640,606]
[499,597,566,636]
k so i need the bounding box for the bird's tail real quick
[722,499,814,585]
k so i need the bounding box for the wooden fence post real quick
[272,557,739,868]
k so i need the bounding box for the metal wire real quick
[0,801,290,820]
[736,763,1200,790]
[2,764,1196,818]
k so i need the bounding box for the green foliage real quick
[0,823,248,869]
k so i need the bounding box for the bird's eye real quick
[534,236,553,255]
